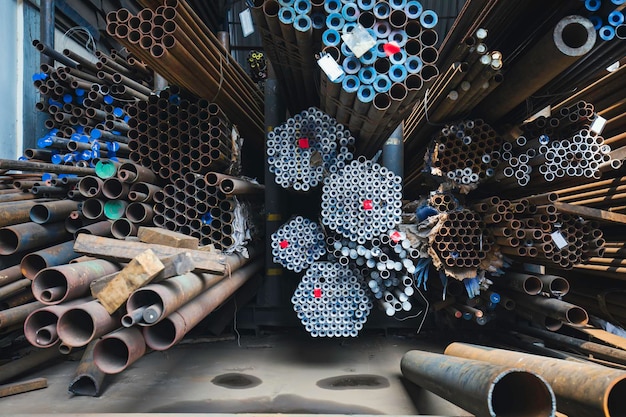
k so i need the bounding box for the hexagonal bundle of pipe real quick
[326,230,423,317]
[493,101,619,187]
[127,87,236,182]
[267,107,354,192]
[431,210,492,269]
[271,216,326,272]
[292,262,372,337]
[424,119,502,191]
[321,157,402,244]
[319,0,441,151]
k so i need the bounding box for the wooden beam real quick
[74,234,225,274]
[137,227,199,249]
[0,377,47,398]
[554,202,626,224]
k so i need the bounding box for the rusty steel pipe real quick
[126,246,260,326]
[0,222,70,255]
[0,279,31,300]
[78,176,104,198]
[57,300,121,348]
[102,178,130,200]
[125,202,154,224]
[0,301,45,329]
[0,158,95,175]
[68,340,106,397]
[20,240,79,280]
[0,200,52,227]
[29,200,80,224]
[75,220,113,238]
[512,293,588,325]
[24,299,89,348]
[143,258,262,350]
[499,272,543,295]
[110,218,138,239]
[401,350,556,417]
[538,274,570,297]
[0,265,24,288]
[32,259,121,305]
[93,327,146,374]
[0,344,63,385]
[445,342,626,417]
[117,162,159,183]
[128,182,161,202]
[82,199,106,220]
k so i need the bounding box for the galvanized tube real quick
[401,350,556,417]
[445,342,626,417]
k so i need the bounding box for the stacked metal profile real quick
[106,2,264,142]
[321,157,403,244]
[291,262,372,337]
[267,107,355,192]
[409,119,502,191]
[271,216,326,272]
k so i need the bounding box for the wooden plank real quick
[0,377,47,398]
[74,234,225,274]
[554,202,626,224]
[137,227,199,249]
[93,249,165,314]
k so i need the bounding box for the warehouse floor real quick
[4,331,471,416]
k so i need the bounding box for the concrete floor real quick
[3,331,472,416]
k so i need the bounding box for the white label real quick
[240,9,254,37]
[590,115,607,135]
[317,54,344,82]
[550,231,568,250]
[341,24,376,58]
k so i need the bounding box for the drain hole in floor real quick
[317,374,390,390]
[211,373,262,389]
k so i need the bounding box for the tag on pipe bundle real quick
[362,200,373,210]
[318,54,344,81]
[341,24,376,58]
[550,231,568,250]
[313,288,322,298]
[298,138,310,149]
[590,114,606,135]
[383,41,401,56]
[240,9,254,37]
[390,231,402,243]
[280,240,289,249]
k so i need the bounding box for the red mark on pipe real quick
[362,200,373,210]
[280,240,289,249]
[383,41,401,56]
[314,288,322,298]
[390,231,402,243]
[298,138,310,149]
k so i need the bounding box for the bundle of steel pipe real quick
[250,0,321,112]
[153,173,263,251]
[106,3,264,142]
[403,29,504,155]
[321,157,402,244]
[405,119,502,192]
[291,262,372,338]
[325,229,423,317]
[127,87,237,181]
[271,216,326,272]
[267,107,354,192]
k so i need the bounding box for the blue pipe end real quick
[279,7,296,24]
[322,29,340,46]
[609,10,625,26]
[342,3,360,22]
[388,64,408,82]
[358,67,377,85]
[373,74,391,93]
[342,75,360,93]
[585,0,601,11]
[324,0,342,14]
[389,0,407,10]
[420,10,438,29]
[357,0,375,11]
[326,13,345,30]
[293,0,311,15]
[342,56,362,74]
[405,0,423,18]
[359,50,377,65]
[600,25,616,41]
[294,14,312,32]
[357,85,375,103]
[405,56,423,74]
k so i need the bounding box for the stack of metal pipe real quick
[251,0,323,112]
[106,2,264,142]
[271,216,326,272]
[405,119,503,192]
[321,157,403,244]
[291,262,372,337]
[267,107,355,192]
[126,87,236,180]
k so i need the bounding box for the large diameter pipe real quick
[29,200,80,224]
[0,222,70,255]
[401,350,556,417]
[513,293,588,325]
[143,259,263,351]
[68,340,106,397]
[125,246,260,326]
[24,299,89,348]
[500,272,543,295]
[0,200,52,227]
[478,15,596,120]
[32,259,121,305]
[445,342,626,417]
[20,240,79,280]
[93,327,146,374]
[57,300,121,347]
